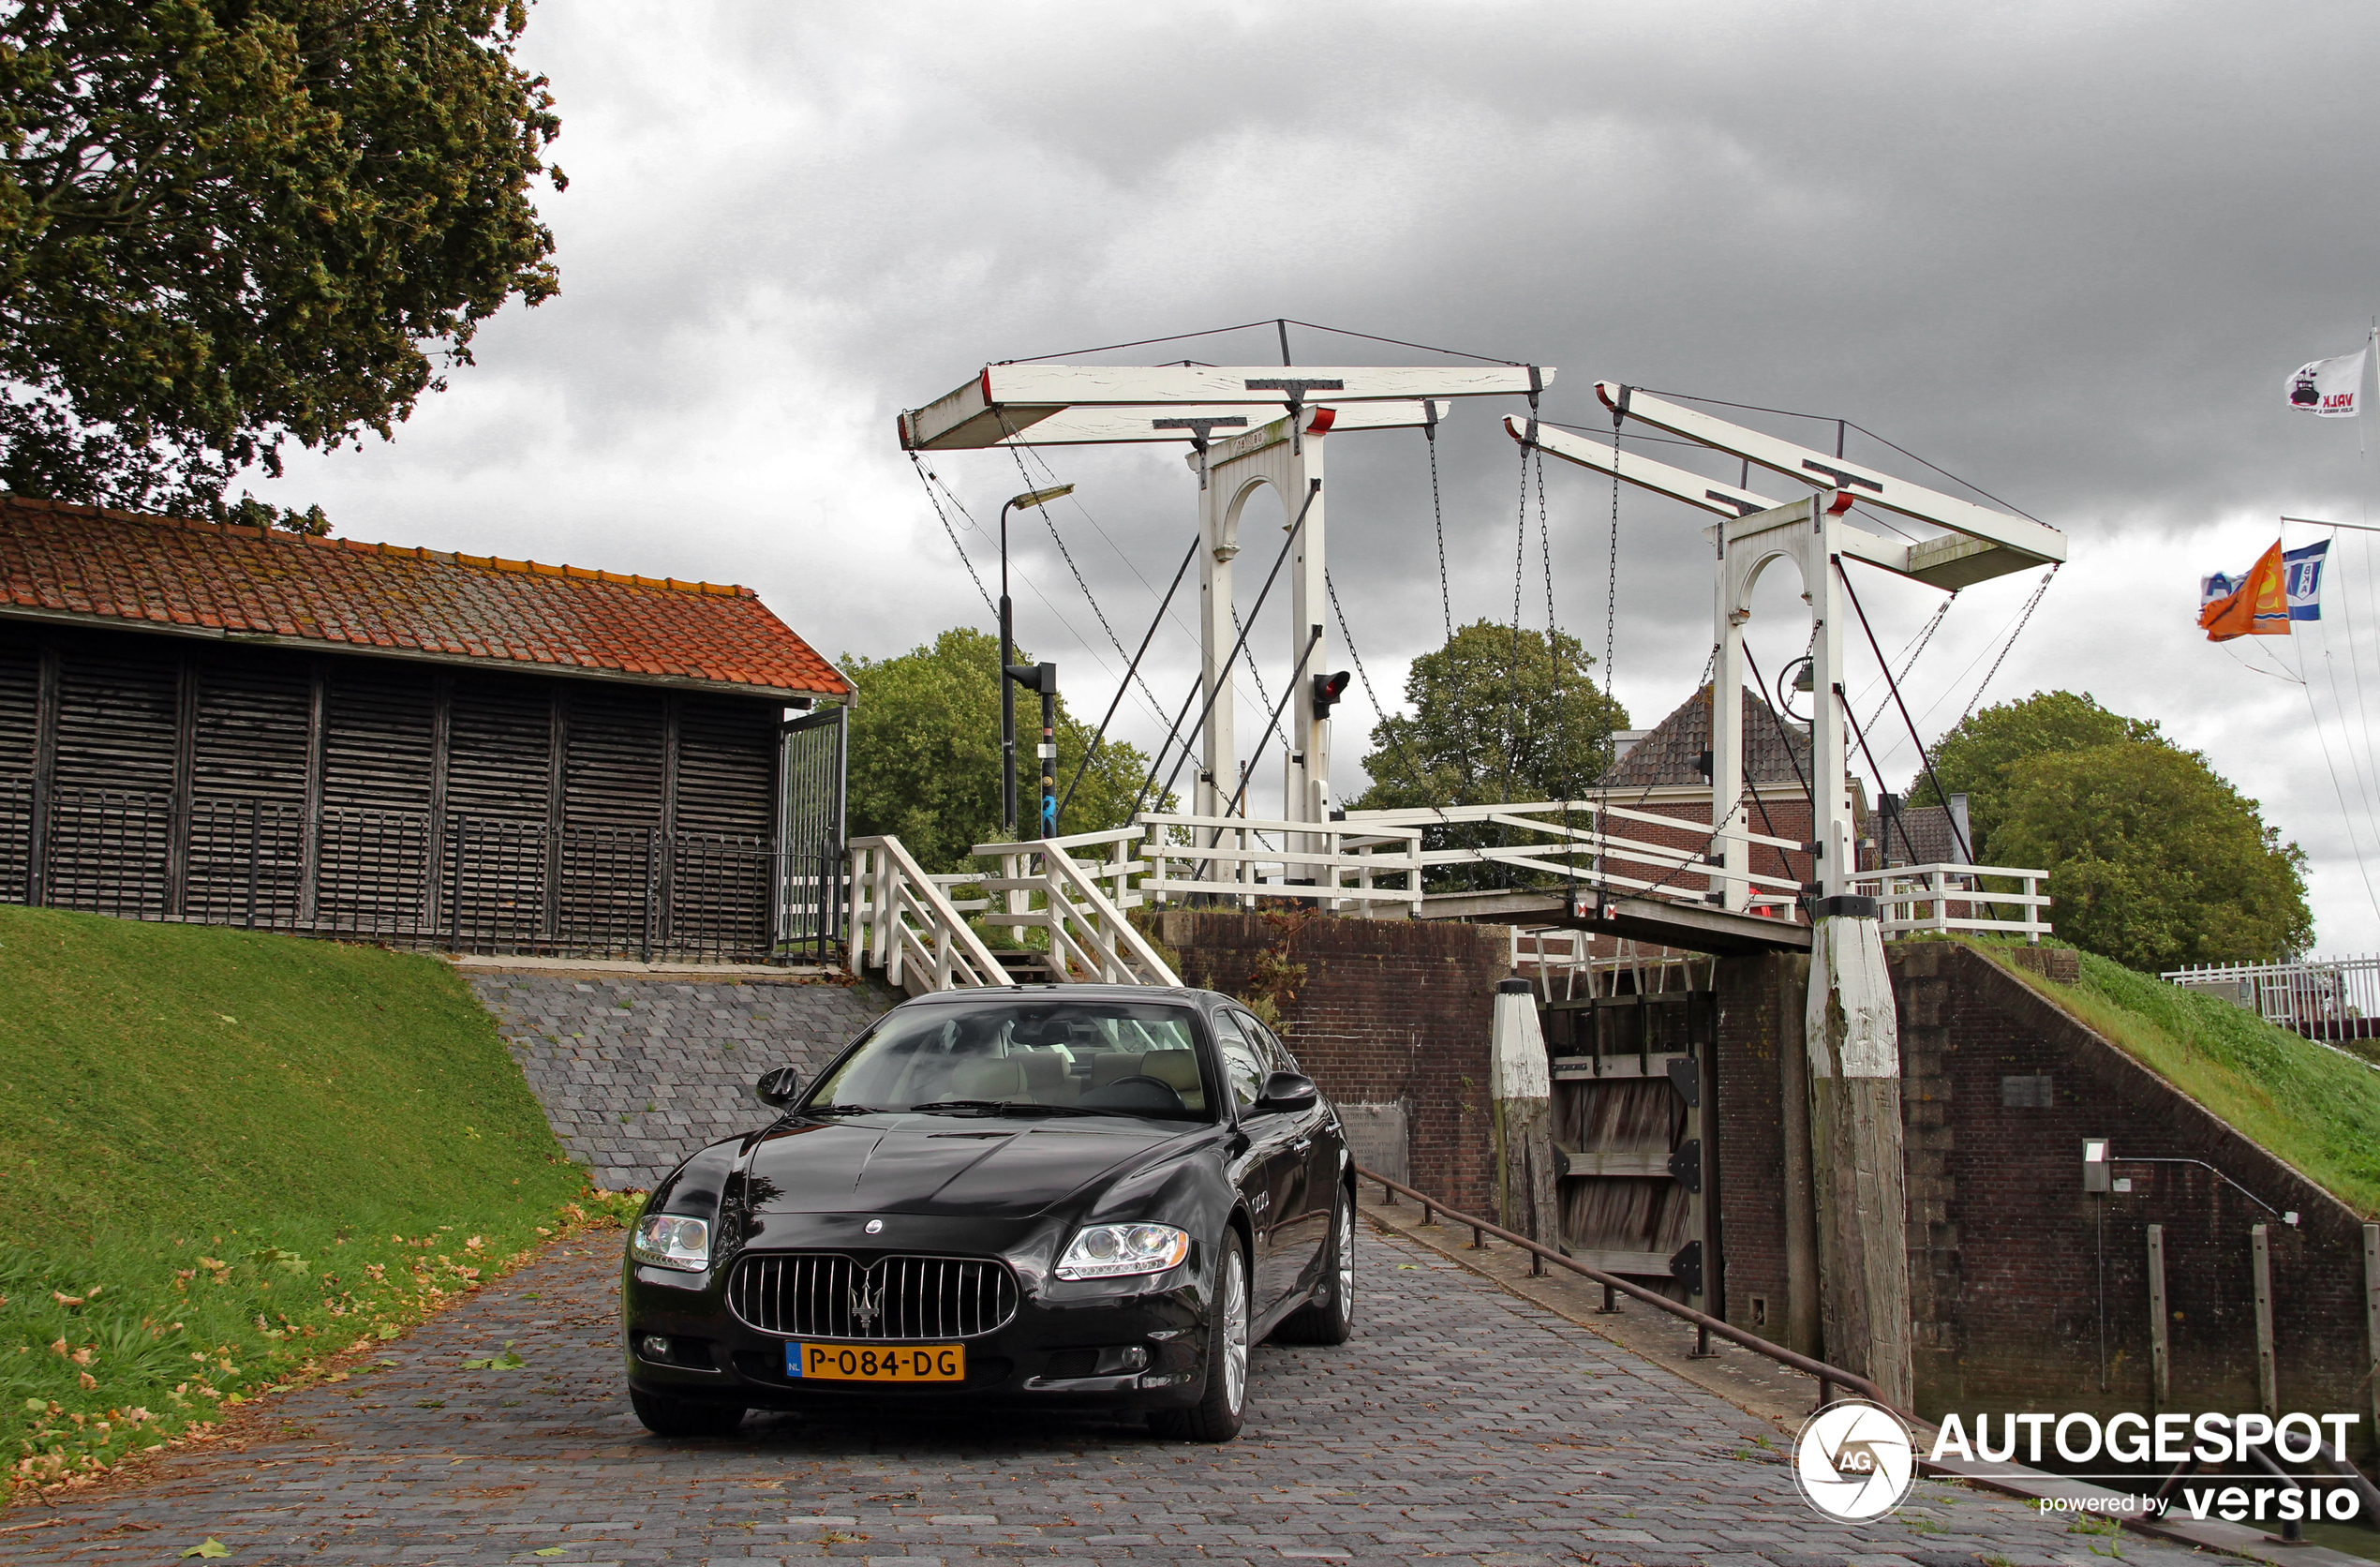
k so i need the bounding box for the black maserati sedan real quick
[619,984,1354,1442]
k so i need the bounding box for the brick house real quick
[0,498,851,961]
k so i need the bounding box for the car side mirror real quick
[752,1067,803,1108]
[1254,1070,1317,1113]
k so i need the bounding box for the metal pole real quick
[1000,500,1018,836]
[1037,674,1057,838]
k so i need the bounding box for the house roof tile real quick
[1602,682,1813,789]
[0,497,849,699]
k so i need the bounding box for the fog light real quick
[1093,1345,1151,1374]
[640,1334,671,1362]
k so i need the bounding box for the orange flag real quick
[2200,540,2291,641]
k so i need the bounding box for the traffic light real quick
[1312,670,1350,721]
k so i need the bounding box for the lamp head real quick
[1006,484,1074,512]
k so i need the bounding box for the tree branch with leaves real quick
[0,0,565,528]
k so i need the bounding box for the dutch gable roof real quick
[0,497,850,701]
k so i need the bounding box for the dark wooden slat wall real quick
[0,622,788,953]
[50,640,178,917]
[0,641,35,901]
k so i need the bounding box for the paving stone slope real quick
[6,1231,2210,1567]
[469,971,900,1191]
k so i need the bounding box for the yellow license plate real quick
[788,1341,965,1382]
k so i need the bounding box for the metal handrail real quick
[1353,1163,1908,1421]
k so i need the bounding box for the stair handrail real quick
[1039,843,1181,985]
[1354,1163,1906,1421]
[969,831,1181,987]
[847,834,1009,992]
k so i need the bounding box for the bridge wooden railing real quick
[1346,798,1813,914]
[1850,862,2052,945]
[1353,1162,1905,1420]
[1135,812,1425,908]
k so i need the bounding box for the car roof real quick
[895,984,1221,1008]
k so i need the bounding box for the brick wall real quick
[1896,943,2369,1421]
[1157,910,1510,1214]
[1712,941,2373,1425]
[469,970,899,1190]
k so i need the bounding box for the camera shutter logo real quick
[1794,1400,1916,1522]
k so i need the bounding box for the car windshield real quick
[805,1000,1212,1121]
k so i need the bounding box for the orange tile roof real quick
[0,497,850,699]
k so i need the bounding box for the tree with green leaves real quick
[0,1,565,528]
[1907,690,2167,859]
[1990,741,2313,971]
[1348,619,1628,890]
[842,627,1166,875]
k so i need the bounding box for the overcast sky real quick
[245,2,2380,951]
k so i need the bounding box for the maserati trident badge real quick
[850,1274,884,1332]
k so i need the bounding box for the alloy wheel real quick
[1221,1244,1249,1414]
[1334,1193,1355,1317]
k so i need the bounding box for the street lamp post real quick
[998,485,1074,836]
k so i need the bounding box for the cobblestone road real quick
[5,1230,2206,1567]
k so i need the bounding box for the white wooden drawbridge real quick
[859,350,2064,992]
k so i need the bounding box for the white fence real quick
[1849,862,2051,944]
[2164,955,2380,1034]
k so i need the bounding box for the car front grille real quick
[727,1252,1020,1341]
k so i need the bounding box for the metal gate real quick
[777,705,847,963]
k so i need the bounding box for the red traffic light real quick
[1311,670,1351,720]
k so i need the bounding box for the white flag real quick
[2284,349,2367,417]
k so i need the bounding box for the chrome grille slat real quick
[728,1251,1019,1340]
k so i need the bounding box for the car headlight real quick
[1054,1222,1191,1280]
[631,1214,711,1272]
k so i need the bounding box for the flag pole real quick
[2282,515,2380,535]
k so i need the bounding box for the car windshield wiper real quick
[907,1099,1109,1117]
[785,1102,891,1118]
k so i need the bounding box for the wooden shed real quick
[0,498,851,962]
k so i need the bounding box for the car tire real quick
[630,1388,746,1438]
[1149,1232,1249,1442]
[1271,1184,1355,1346]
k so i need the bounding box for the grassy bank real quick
[0,906,626,1495]
[1975,940,2380,1216]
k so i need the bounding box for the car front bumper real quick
[621,1227,1212,1415]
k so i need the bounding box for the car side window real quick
[1209,1010,1267,1112]
[1241,1014,1301,1077]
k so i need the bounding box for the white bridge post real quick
[1712,490,1911,1410]
[1197,412,1331,856]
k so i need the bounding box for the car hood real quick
[738,1116,1184,1219]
